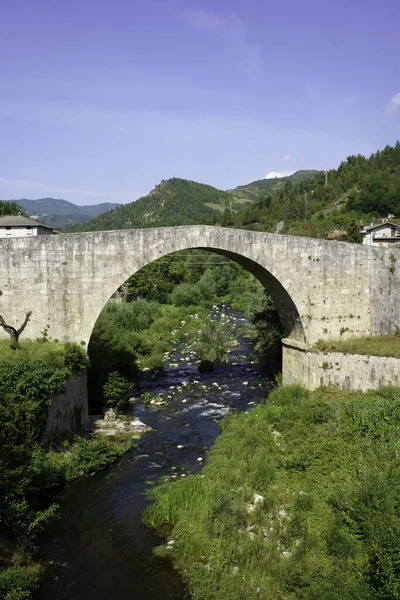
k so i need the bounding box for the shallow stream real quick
[36,306,273,600]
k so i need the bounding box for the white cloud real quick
[283,154,292,161]
[383,92,400,116]
[265,170,295,179]
[184,9,260,71]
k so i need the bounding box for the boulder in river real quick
[198,359,214,373]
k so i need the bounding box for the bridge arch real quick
[85,241,306,349]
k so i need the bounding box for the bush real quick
[170,283,202,307]
[67,435,127,477]
[194,322,232,365]
[0,564,44,600]
[103,371,132,413]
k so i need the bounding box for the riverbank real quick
[144,384,400,600]
[35,306,272,600]
[0,340,134,599]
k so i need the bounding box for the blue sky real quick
[1,0,399,205]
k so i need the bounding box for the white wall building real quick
[360,220,400,247]
[0,215,56,238]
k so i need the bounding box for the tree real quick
[103,371,132,413]
[0,312,32,348]
[0,201,26,217]
[346,220,362,244]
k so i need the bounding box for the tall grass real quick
[144,385,400,600]
[310,335,400,358]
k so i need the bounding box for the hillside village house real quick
[0,215,56,238]
[360,219,400,247]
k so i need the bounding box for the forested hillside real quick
[215,142,400,239]
[70,178,233,231]
[70,142,400,241]
[68,172,319,233]
[230,170,319,202]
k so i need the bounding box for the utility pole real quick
[304,190,308,221]
[324,169,328,187]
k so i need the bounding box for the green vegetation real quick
[194,321,233,371]
[311,334,400,358]
[71,142,400,245]
[214,142,400,239]
[103,371,133,413]
[88,250,283,403]
[69,178,234,232]
[0,340,129,599]
[0,200,26,217]
[144,385,400,600]
[231,170,319,202]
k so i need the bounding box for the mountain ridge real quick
[3,198,121,228]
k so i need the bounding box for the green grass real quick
[144,385,400,600]
[0,339,67,363]
[310,335,400,358]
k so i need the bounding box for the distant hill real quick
[213,142,400,240]
[3,198,121,228]
[70,173,322,233]
[230,170,320,202]
[70,178,234,232]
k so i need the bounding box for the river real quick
[36,306,273,600]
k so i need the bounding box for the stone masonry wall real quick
[45,370,88,444]
[283,343,400,391]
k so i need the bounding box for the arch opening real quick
[86,247,305,409]
[87,246,305,348]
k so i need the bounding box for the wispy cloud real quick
[383,92,400,116]
[183,9,260,71]
[283,154,292,161]
[265,170,295,179]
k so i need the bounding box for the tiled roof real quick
[0,215,53,229]
[362,221,400,232]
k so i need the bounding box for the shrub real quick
[170,283,202,307]
[194,322,232,365]
[103,371,132,413]
[0,564,44,600]
[67,435,128,477]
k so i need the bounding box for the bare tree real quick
[0,311,32,348]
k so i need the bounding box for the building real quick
[360,220,400,247]
[0,215,56,238]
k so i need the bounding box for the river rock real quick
[130,419,152,434]
[103,408,117,421]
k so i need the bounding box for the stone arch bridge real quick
[1,226,399,387]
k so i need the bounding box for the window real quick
[26,225,32,230]
[6,226,11,230]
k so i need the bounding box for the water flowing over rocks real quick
[36,306,273,600]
